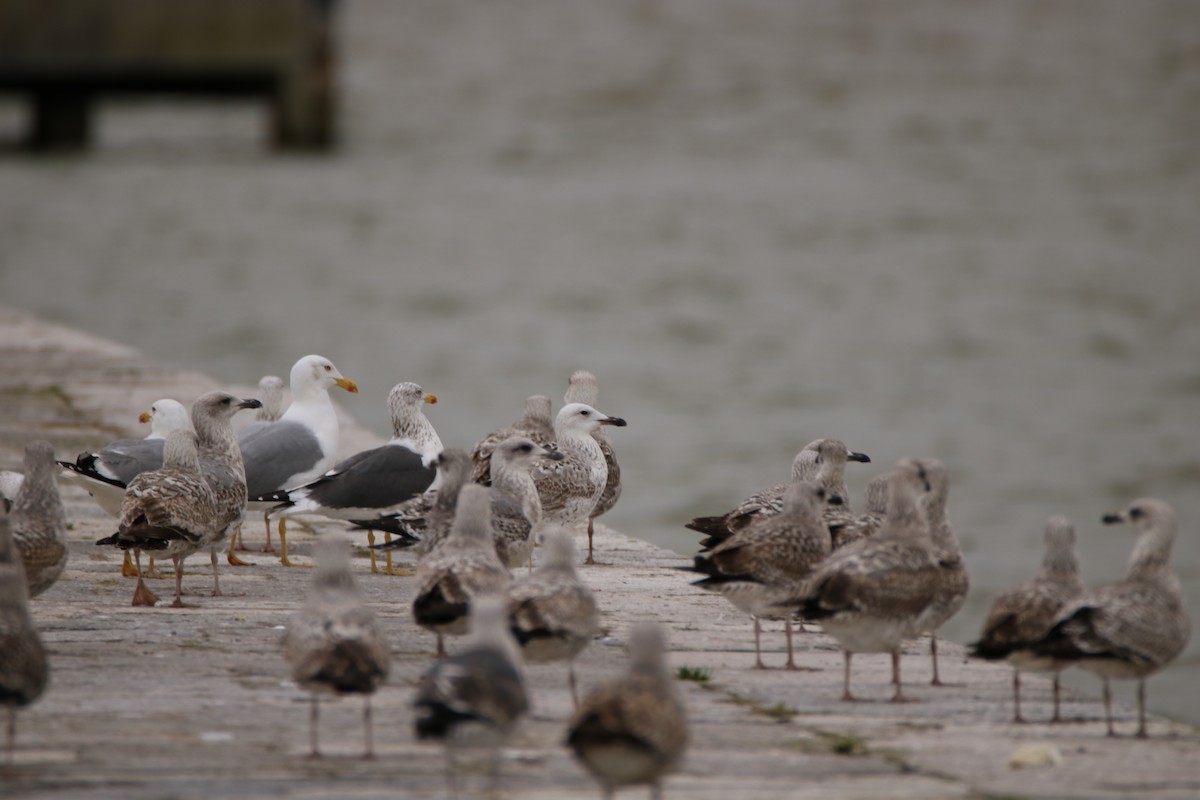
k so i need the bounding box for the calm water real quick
[2,1,1198,723]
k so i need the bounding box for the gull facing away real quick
[414,595,528,798]
[969,515,1085,723]
[412,485,512,656]
[237,354,358,565]
[57,397,191,518]
[283,532,390,759]
[9,440,68,598]
[685,481,835,670]
[470,394,555,485]
[567,623,688,800]
[0,514,48,765]
[913,458,969,686]
[96,430,219,607]
[254,375,286,423]
[489,436,563,570]
[533,403,627,565]
[686,438,870,550]
[507,526,601,706]
[780,458,938,702]
[1029,498,1190,738]
[259,382,439,573]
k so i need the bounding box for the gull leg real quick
[278,518,309,567]
[1051,672,1062,723]
[130,550,159,607]
[308,695,321,758]
[841,651,856,701]
[260,510,275,553]
[171,555,185,608]
[568,661,579,709]
[584,519,596,565]
[1103,677,1115,736]
[227,520,253,567]
[4,707,14,767]
[930,635,943,686]
[1135,679,1148,739]
[436,632,446,658]
[144,555,167,579]
[121,550,137,577]
[382,531,414,576]
[362,695,375,759]
[784,619,797,670]
[889,650,914,702]
[367,530,379,573]
[1013,669,1024,723]
[753,617,766,670]
[210,547,223,596]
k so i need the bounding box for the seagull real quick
[57,397,191,518]
[533,403,627,565]
[254,375,286,423]
[913,458,969,686]
[469,394,555,485]
[781,458,938,702]
[412,485,512,656]
[9,440,68,598]
[1029,498,1190,738]
[282,532,390,759]
[96,429,219,607]
[507,526,600,706]
[414,595,528,798]
[563,371,624,553]
[685,481,835,670]
[0,514,48,765]
[0,472,22,513]
[686,438,870,549]
[567,623,688,800]
[489,436,563,570]
[238,355,358,565]
[969,515,1085,723]
[258,382,439,572]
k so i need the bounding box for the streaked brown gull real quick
[686,438,870,549]
[237,355,358,565]
[10,440,68,598]
[1029,498,1190,738]
[489,436,563,570]
[96,429,219,607]
[57,397,191,518]
[507,526,600,706]
[533,402,627,565]
[282,532,390,758]
[469,394,555,485]
[567,623,688,799]
[414,595,528,798]
[913,458,969,686]
[969,515,1084,723]
[0,514,48,764]
[412,485,511,656]
[781,458,938,702]
[259,382,439,573]
[686,481,834,670]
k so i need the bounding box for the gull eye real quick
[817,487,825,499]
[1130,507,1144,520]
[323,364,332,372]
[519,444,533,453]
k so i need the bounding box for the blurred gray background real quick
[1,1,1198,724]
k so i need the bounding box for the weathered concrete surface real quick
[1,304,1198,799]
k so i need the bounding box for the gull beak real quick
[849,451,871,463]
[827,494,845,506]
[423,393,438,405]
[1102,512,1126,525]
[599,415,627,427]
[138,411,153,424]
[541,449,566,462]
[335,377,359,394]
[239,398,263,411]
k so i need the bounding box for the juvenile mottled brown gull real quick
[412,485,512,656]
[913,458,969,686]
[489,436,563,570]
[969,515,1085,723]
[414,595,528,798]
[469,394,555,485]
[686,482,835,670]
[238,355,358,565]
[10,440,68,598]
[0,514,48,764]
[780,458,938,702]
[57,397,191,518]
[96,429,219,607]
[567,623,688,800]
[1030,498,1190,738]
[283,532,390,759]
[687,438,870,549]
[533,402,627,565]
[260,382,439,573]
[507,526,600,706]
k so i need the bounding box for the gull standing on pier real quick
[567,623,688,800]
[784,458,938,702]
[563,371,624,552]
[0,514,48,764]
[9,441,68,598]
[533,403,626,564]
[412,485,512,656]
[470,394,555,485]
[238,355,358,565]
[489,436,563,570]
[283,532,390,758]
[1030,498,1190,738]
[969,515,1085,723]
[913,458,969,686]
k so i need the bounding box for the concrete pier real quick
[1,305,1196,798]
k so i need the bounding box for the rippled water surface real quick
[2,1,1198,723]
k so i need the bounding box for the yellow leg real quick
[367,530,379,574]
[144,556,167,580]
[382,531,413,576]
[121,550,137,578]
[278,518,310,568]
